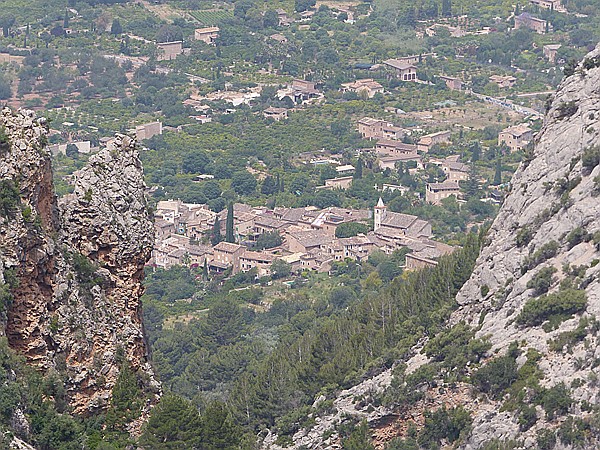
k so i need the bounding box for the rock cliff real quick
[0,109,158,424]
[262,46,600,449]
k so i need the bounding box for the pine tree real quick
[63,10,69,28]
[225,202,235,243]
[211,217,222,246]
[139,395,202,449]
[493,158,502,185]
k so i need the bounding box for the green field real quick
[189,9,234,26]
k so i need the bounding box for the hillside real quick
[262,45,600,450]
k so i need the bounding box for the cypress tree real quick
[202,259,209,280]
[470,141,481,162]
[211,217,222,246]
[225,202,235,243]
[493,158,502,185]
[465,164,479,199]
[354,158,363,180]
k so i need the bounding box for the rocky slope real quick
[0,109,158,427]
[262,47,600,449]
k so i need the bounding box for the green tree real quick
[0,15,16,38]
[65,144,79,159]
[464,164,479,199]
[470,141,481,162]
[270,259,291,279]
[110,19,123,36]
[202,402,240,449]
[441,0,452,17]
[231,171,257,196]
[335,222,370,238]
[204,299,244,347]
[139,394,202,449]
[256,231,282,250]
[342,421,375,450]
[211,217,222,246]
[225,202,235,243]
[493,158,502,185]
[105,363,143,432]
[261,176,279,195]
[354,158,363,180]
[263,9,279,28]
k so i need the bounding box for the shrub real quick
[480,285,490,297]
[70,252,101,287]
[471,355,518,399]
[526,266,557,296]
[516,289,587,331]
[582,146,600,170]
[549,317,592,352]
[558,416,587,447]
[540,383,572,420]
[515,227,533,247]
[582,56,600,71]
[0,180,20,217]
[556,101,578,120]
[417,406,472,448]
[536,428,556,450]
[0,126,8,151]
[521,241,559,273]
[518,404,537,431]
[565,227,590,249]
[423,323,490,372]
[553,176,581,196]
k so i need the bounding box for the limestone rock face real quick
[448,44,600,449]
[0,109,158,421]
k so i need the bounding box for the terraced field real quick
[189,9,234,25]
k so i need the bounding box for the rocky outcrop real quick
[448,44,600,450]
[0,109,158,424]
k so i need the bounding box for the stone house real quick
[439,75,463,91]
[543,44,561,63]
[211,242,245,272]
[383,59,418,81]
[373,199,432,240]
[417,130,451,152]
[263,107,288,121]
[358,117,404,140]
[156,41,184,61]
[378,154,422,171]
[425,181,461,204]
[498,124,533,152]
[135,121,162,141]
[442,160,469,181]
[376,140,418,156]
[239,251,276,276]
[269,33,288,44]
[514,13,551,34]
[529,0,562,10]
[285,230,334,254]
[489,75,517,88]
[340,79,384,98]
[319,176,353,190]
[194,27,219,45]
